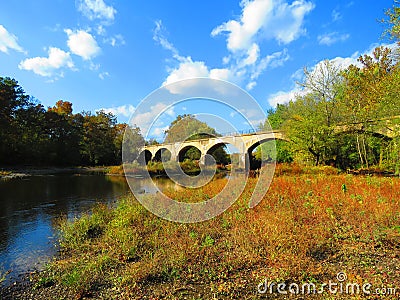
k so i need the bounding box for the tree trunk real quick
[362,134,369,168]
[308,147,320,166]
[356,134,364,168]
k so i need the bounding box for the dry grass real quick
[36,167,400,299]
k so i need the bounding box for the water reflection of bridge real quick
[140,130,286,169]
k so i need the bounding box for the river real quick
[0,173,172,284]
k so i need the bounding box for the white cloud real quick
[250,48,290,80]
[161,48,242,90]
[162,59,240,94]
[211,0,315,52]
[331,9,342,22]
[99,71,109,79]
[268,89,303,107]
[96,25,106,35]
[77,0,116,22]
[165,106,175,117]
[104,34,125,47]
[163,59,209,86]
[318,32,350,46]
[246,81,257,90]
[153,20,183,61]
[65,29,100,60]
[89,61,100,70]
[130,103,175,135]
[0,25,25,54]
[211,0,273,52]
[155,20,286,93]
[18,47,74,77]
[155,1,310,94]
[98,104,135,117]
[150,125,169,139]
[209,68,236,82]
[240,43,260,67]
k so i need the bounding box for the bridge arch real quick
[153,147,172,162]
[205,142,232,165]
[247,137,277,155]
[178,145,203,162]
[138,149,152,165]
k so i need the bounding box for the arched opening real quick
[248,139,276,170]
[178,146,201,162]
[137,150,152,165]
[153,148,172,162]
[205,143,231,166]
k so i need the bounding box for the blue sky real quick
[0,0,396,140]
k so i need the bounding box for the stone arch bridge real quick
[139,130,286,169]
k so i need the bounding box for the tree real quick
[265,104,288,130]
[210,146,230,165]
[81,111,118,165]
[281,61,343,165]
[255,106,293,163]
[0,77,44,164]
[145,138,159,146]
[48,100,73,115]
[120,124,145,163]
[45,101,82,165]
[165,114,230,164]
[0,76,145,167]
[298,60,343,127]
[382,0,400,42]
[283,96,335,165]
[340,46,399,168]
[164,114,218,143]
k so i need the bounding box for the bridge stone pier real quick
[138,130,286,170]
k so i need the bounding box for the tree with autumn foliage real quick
[0,77,144,166]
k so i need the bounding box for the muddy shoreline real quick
[0,166,109,179]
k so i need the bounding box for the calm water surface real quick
[0,174,172,284]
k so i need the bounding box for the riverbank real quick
[108,161,229,177]
[1,166,399,299]
[0,166,109,179]
[0,161,206,180]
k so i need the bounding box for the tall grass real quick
[40,168,400,298]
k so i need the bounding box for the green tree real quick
[340,46,399,168]
[255,106,293,163]
[121,124,145,163]
[145,138,159,146]
[165,114,230,164]
[15,100,49,164]
[282,61,343,165]
[81,111,117,165]
[164,114,218,143]
[45,101,82,165]
[382,0,400,42]
[210,146,230,165]
[0,77,50,164]
[265,104,288,130]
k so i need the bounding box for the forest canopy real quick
[261,45,400,170]
[0,77,143,166]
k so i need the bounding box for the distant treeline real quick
[256,3,400,171]
[0,77,144,166]
[259,45,400,172]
